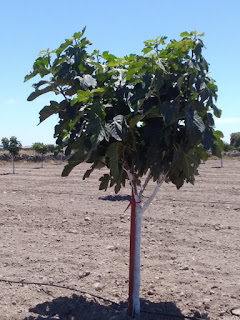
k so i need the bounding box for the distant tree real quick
[1,136,22,174]
[56,147,65,162]
[230,132,240,148]
[25,29,223,317]
[33,143,48,168]
[223,141,234,152]
[47,144,56,153]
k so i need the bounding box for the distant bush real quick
[47,144,56,153]
[33,143,48,154]
[0,153,66,162]
[230,132,240,148]
[223,141,234,152]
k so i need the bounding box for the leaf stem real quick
[57,86,70,102]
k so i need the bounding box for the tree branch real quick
[142,173,165,214]
[122,163,139,201]
[57,86,70,102]
[139,171,152,198]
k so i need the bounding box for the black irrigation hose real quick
[0,278,206,320]
[0,278,119,307]
[141,309,205,320]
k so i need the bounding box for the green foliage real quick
[26,29,223,192]
[230,132,240,148]
[47,144,56,153]
[1,136,22,157]
[223,141,234,152]
[33,142,48,155]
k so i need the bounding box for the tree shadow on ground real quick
[99,195,131,202]
[23,294,209,320]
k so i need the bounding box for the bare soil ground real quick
[0,159,240,320]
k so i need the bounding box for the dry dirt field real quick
[0,159,240,320]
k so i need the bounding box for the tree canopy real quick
[1,136,22,157]
[33,142,48,155]
[25,28,223,192]
[230,132,240,148]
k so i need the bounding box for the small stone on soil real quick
[106,245,116,251]
[181,266,189,271]
[68,229,78,234]
[147,290,155,295]
[231,308,240,316]
[78,271,90,279]
[93,282,104,291]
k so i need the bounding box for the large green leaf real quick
[105,142,123,179]
[27,86,57,101]
[39,100,63,123]
[112,68,127,87]
[193,39,203,56]
[32,80,50,90]
[212,105,222,118]
[202,127,215,151]
[83,161,106,180]
[55,39,73,56]
[76,90,91,103]
[160,101,179,125]
[169,146,201,189]
[186,109,205,144]
[212,130,224,157]
[75,74,97,90]
[62,151,85,177]
[156,58,167,72]
[180,31,192,37]
[99,174,111,191]
[128,73,153,109]
[105,115,127,141]
[214,130,224,139]
[101,51,117,61]
[62,137,85,176]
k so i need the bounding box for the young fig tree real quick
[25,29,223,317]
[1,136,22,174]
[47,144,56,154]
[33,142,48,168]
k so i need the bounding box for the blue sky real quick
[0,0,239,146]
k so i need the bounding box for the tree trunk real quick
[128,189,136,317]
[127,174,164,317]
[42,154,44,168]
[128,190,143,317]
[12,157,15,174]
[133,201,143,315]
